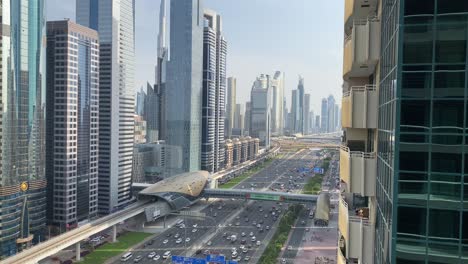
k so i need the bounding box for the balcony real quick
[342,85,378,129]
[344,0,378,33]
[338,195,374,263]
[340,145,376,197]
[343,18,381,80]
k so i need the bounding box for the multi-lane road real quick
[111,148,323,264]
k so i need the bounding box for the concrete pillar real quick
[75,243,81,261]
[112,225,117,243]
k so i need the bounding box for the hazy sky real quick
[47,0,343,114]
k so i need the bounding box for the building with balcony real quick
[232,138,241,165]
[224,139,234,169]
[341,0,468,263]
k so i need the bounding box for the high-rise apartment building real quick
[46,20,99,232]
[201,9,227,173]
[225,77,236,138]
[164,0,204,176]
[320,98,328,133]
[250,74,272,147]
[291,89,300,133]
[327,95,336,132]
[77,0,136,214]
[0,0,47,256]
[271,71,284,136]
[303,94,310,135]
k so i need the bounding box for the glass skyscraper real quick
[0,0,47,257]
[76,0,136,214]
[165,0,204,176]
[376,0,468,263]
[45,20,99,231]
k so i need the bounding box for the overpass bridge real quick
[5,169,318,264]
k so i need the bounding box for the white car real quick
[185,237,191,243]
[163,239,169,244]
[192,228,198,233]
[147,252,156,258]
[176,238,182,244]
[153,255,161,261]
[256,241,261,246]
[249,232,254,237]
[193,224,198,228]
[206,241,212,246]
[241,232,246,237]
[251,236,256,242]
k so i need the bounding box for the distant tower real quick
[321,98,328,133]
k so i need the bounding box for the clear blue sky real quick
[47,0,343,114]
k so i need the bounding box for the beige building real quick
[134,115,147,144]
[338,0,380,264]
[224,139,234,169]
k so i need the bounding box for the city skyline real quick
[46,0,343,114]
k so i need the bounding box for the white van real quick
[162,251,172,259]
[121,252,133,262]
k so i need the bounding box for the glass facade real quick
[377,0,468,263]
[0,0,47,257]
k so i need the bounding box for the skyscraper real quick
[201,9,227,173]
[46,20,99,233]
[244,102,251,135]
[271,71,284,136]
[0,0,47,256]
[225,77,236,138]
[310,110,315,134]
[334,104,340,131]
[327,95,336,133]
[154,0,168,141]
[233,103,244,137]
[303,94,310,135]
[250,74,272,147]
[315,115,320,132]
[291,89,300,133]
[320,98,328,133]
[164,0,204,175]
[145,82,161,142]
[135,86,146,116]
[283,97,288,132]
[77,0,136,214]
[297,76,305,133]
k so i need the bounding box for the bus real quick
[175,219,184,227]
[121,252,133,262]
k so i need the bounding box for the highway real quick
[112,148,321,263]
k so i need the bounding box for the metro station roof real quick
[139,171,209,198]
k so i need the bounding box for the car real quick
[153,255,161,261]
[242,248,248,253]
[213,212,218,217]
[228,223,232,227]
[236,216,240,220]
[218,206,222,210]
[256,241,261,246]
[174,233,180,238]
[231,247,237,253]
[264,214,268,218]
[192,228,198,233]
[241,232,246,237]
[287,246,293,251]
[260,208,264,212]
[257,224,261,228]
[166,233,172,237]
[193,224,198,228]
[235,222,240,226]
[252,221,257,226]
[179,224,185,229]
[247,244,253,248]
[195,249,202,255]
[306,228,310,232]
[259,220,264,224]
[133,255,143,263]
[245,218,249,222]
[222,232,228,237]
[147,252,156,259]
[163,239,169,244]
[251,236,256,242]
[259,228,264,233]
[185,237,191,243]
[203,250,210,255]
[244,256,251,261]
[176,238,182,244]
[301,220,306,225]
[249,232,254,237]
[206,241,212,246]
[281,258,286,264]
[239,245,245,250]
[240,239,246,244]
[266,226,270,230]
[162,251,172,259]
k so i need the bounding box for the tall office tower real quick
[46,20,99,233]
[250,74,272,147]
[244,102,251,135]
[145,82,160,142]
[348,1,468,263]
[135,86,146,116]
[164,0,204,176]
[0,0,46,256]
[310,110,315,134]
[334,104,340,131]
[315,115,320,132]
[339,0,379,263]
[320,98,328,133]
[225,77,236,138]
[297,77,305,133]
[77,0,136,214]
[303,94,310,135]
[327,95,336,132]
[233,103,244,136]
[201,9,227,173]
[291,89,300,133]
[283,97,288,132]
[271,71,284,136]
[154,0,168,140]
